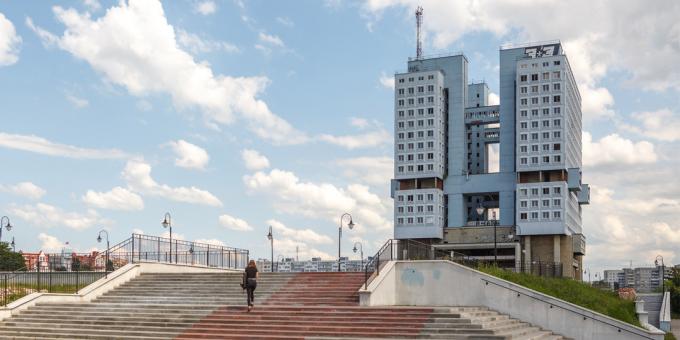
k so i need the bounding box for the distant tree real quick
[71,258,81,272]
[106,259,115,272]
[80,263,93,271]
[0,242,25,271]
[669,267,680,316]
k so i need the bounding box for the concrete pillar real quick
[514,243,521,273]
[553,235,560,262]
[524,236,531,273]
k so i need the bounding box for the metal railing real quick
[2,265,107,307]
[363,239,563,290]
[103,234,249,271]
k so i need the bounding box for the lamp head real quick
[655,259,659,266]
[348,219,355,230]
[267,227,273,240]
[475,205,484,216]
[353,246,357,253]
[97,235,102,243]
[5,221,12,232]
[162,218,169,228]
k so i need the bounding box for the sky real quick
[0,0,679,276]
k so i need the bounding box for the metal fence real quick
[2,268,107,306]
[105,234,249,270]
[363,239,563,290]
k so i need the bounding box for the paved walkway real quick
[672,319,680,338]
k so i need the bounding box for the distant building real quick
[603,266,673,292]
[20,251,49,272]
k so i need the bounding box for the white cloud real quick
[243,168,392,232]
[166,139,210,170]
[273,237,334,260]
[195,1,217,15]
[194,238,225,246]
[82,186,144,211]
[319,129,391,149]
[177,29,239,54]
[379,72,394,90]
[0,182,46,200]
[122,159,222,206]
[241,149,270,170]
[622,108,680,142]
[82,0,101,11]
[66,94,89,108]
[349,117,370,129]
[28,1,306,145]
[0,132,130,159]
[276,17,294,27]
[0,13,21,66]
[136,100,152,111]
[488,92,500,106]
[268,219,333,245]
[9,203,106,230]
[38,233,64,252]
[258,32,285,47]
[335,156,393,186]
[582,132,657,167]
[218,214,253,231]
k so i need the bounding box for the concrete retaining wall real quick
[359,260,664,340]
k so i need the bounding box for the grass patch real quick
[2,284,81,306]
[666,333,677,340]
[478,266,641,327]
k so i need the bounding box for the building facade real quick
[603,266,673,292]
[392,41,589,279]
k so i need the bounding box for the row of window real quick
[397,74,436,83]
[397,153,436,162]
[519,211,562,220]
[396,205,436,213]
[519,95,561,106]
[519,155,562,165]
[519,107,561,118]
[397,193,436,202]
[397,164,438,173]
[519,143,561,153]
[396,216,437,225]
[519,131,562,142]
[519,83,561,94]
[518,187,562,196]
[519,199,562,208]
[397,141,437,151]
[519,71,561,82]
[397,108,436,118]
[397,97,436,106]
[396,85,436,95]
[519,119,562,129]
[520,60,561,69]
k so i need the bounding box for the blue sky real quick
[0,0,679,275]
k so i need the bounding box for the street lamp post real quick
[508,225,522,271]
[10,237,15,252]
[353,242,364,271]
[277,255,284,272]
[267,226,274,272]
[0,216,12,243]
[338,213,355,272]
[97,230,110,275]
[655,255,665,293]
[162,212,172,263]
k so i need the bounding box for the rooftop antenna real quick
[415,6,423,59]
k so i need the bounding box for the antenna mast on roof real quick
[415,6,423,59]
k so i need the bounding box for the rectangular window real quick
[520,87,527,94]
[520,189,528,196]
[521,98,528,105]
[554,155,561,162]
[531,188,539,196]
[542,72,549,80]
[553,119,561,126]
[520,75,527,82]
[543,211,550,219]
[542,120,550,127]
[543,144,550,151]
[427,194,434,201]
[531,145,538,152]
[521,110,528,117]
[553,143,561,151]
[520,157,527,164]
[553,95,561,103]
[531,212,539,219]
[542,199,550,207]
[520,213,527,220]
[554,131,561,138]
[531,200,539,207]
[553,199,561,206]
[520,201,528,208]
[521,122,528,129]
[531,74,539,81]
[520,146,527,153]
[531,133,539,140]
[553,83,561,91]
[554,187,561,194]
[532,121,539,128]
[531,157,538,164]
[543,156,550,163]
[553,211,561,219]
[532,109,539,116]
[543,188,550,195]
[553,71,561,79]
[553,107,561,114]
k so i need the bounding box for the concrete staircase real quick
[0,272,565,339]
[638,293,663,328]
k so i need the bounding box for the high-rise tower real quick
[391,41,589,279]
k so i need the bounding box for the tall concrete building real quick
[392,41,589,278]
